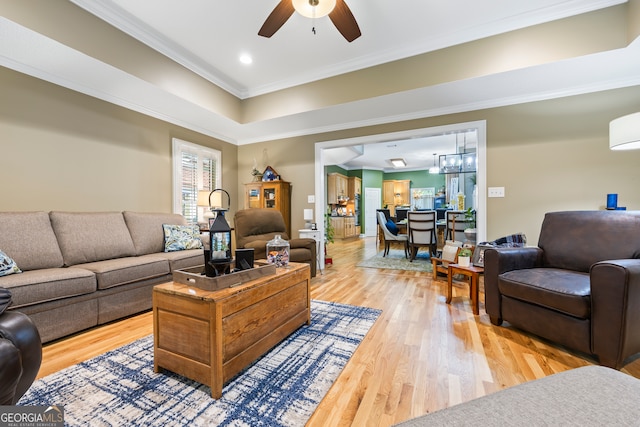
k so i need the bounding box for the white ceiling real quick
[70,0,626,98]
[2,0,640,170]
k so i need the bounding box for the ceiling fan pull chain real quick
[312,3,317,35]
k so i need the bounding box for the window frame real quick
[172,138,221,225]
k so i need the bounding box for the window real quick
[172,138,221,224]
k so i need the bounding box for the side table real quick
[298,229,322,274]
[446,263,484,315]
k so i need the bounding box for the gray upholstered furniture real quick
[485,210,640,369]
[0,211,204,343]
[394,366,640,426]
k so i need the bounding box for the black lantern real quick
[207,189,232,274]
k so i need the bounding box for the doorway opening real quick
[314,121,487,269]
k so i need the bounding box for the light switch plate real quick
[488,187,505,198]
[307,195,315,203]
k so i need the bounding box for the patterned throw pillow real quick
[0,250,21,277]
[162,224,204,252]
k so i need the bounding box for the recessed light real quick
[239,54,252,65]
[390,158,406,167]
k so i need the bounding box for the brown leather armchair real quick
[1,289,42,405]
[485,211,640,369]
[234,209,317,277]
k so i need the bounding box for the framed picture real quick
[472,244,491,267]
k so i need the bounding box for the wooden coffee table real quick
[153,262,311,398]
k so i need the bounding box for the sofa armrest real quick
[0,311,42,404]
[289,238,315,251]
[590,259,640,368]
[484,247,543,324]
[0,338,21,405]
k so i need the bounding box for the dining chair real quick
[377,211,408,258]
[407,210,437,261]
[375,208,391,245]
[430,240,462,281]
[445,210,472,242]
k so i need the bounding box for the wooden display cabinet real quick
[244,181,291,236]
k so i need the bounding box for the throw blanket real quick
[481,233,527,248]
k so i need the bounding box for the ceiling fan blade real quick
[258,0,295,38]
[329,0,361,42]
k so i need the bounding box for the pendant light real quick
[428,153,439,174]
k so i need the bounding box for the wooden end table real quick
[446,263,484,315]
[153,262,310,398]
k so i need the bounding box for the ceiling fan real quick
[258,0,361,42]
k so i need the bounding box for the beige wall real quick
[3,63,639,243]
[0,67,238,214]
[241,86,640,242]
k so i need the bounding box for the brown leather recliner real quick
[485,210,640,369]
[234,209,317,277]
[1,288,43,405]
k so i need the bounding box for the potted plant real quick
[324,213,335,265]
[457,247,473,267]
[463,207,477,244]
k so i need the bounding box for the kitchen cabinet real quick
[330,216,357,239]
[244,181,291,236]
[382,180,411,216]
[331,217,344,239]
[327,173,349,204]
[348,177,361,200]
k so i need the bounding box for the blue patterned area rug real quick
[19,300,381,426]
[357,249,433,272]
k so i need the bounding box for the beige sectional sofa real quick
[0,211,204,343]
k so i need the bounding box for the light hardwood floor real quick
[38,237,640,426]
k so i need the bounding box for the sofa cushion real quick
[50,212,136,266]
[143,250,204,272]
[499,268,591,318]
[0,212,64,270]
[162,224,203,252]
[0,268,96,309]
[123,211,188,256]
[0,250,21,277]
[71,257,170,290]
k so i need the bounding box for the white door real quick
[364,187,382,237]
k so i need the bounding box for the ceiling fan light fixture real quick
[292,0,336,19]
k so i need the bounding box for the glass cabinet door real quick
[263,187,276,208]
[248,186,261,208]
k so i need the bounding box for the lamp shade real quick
[303,209,314,221]
[293,0,336,18]
[197,190,211,207]
[610,112,640,150]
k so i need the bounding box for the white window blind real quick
[172,139,221,224]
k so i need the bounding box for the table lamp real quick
[304,209,314,229]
